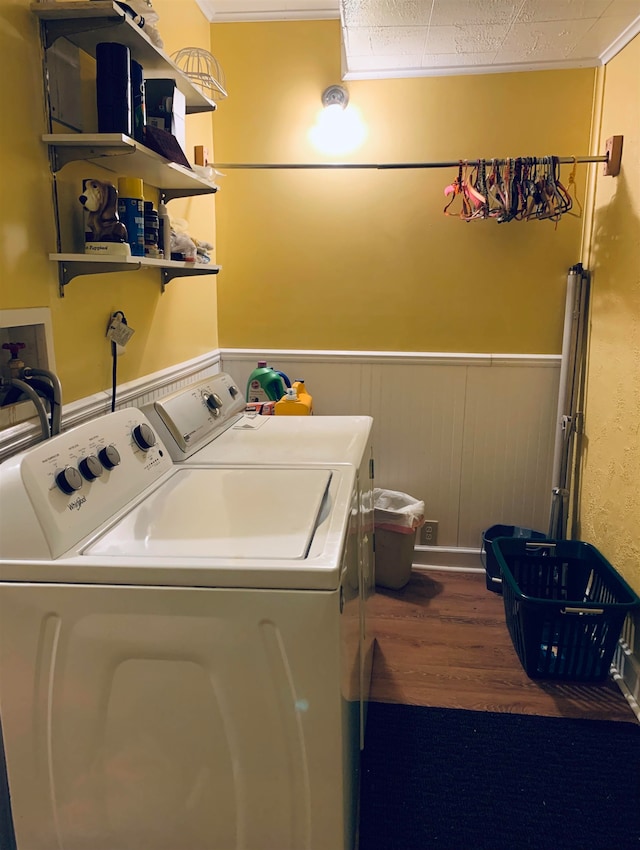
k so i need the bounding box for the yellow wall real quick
[579,35,640,593]
[0,0,218,404]
[211,21,595,353]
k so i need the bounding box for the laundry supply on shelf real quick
[117,177,145,257]
[144,201,161,258]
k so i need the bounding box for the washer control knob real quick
[203,392,223,416]
[98,445,121,470]
[228,385,239,398]
[78,455,103,481]
[55,466,83,495]
[132,423,156,451]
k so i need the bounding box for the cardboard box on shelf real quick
[145,79,186,151]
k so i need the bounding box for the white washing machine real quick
[141,373,375,741]
[0,409,363,850]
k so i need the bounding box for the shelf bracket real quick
[58,259,143,295]
[41,16,123,50]
[55,258,220,296]
[161,187,218,203]
[160,265,219,292]
[49,145,137,173]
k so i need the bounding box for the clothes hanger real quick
[443,162,464,216]
[564,157,583,218]
[444,161,486,220]
[486,159,507,219]
[461,164,487,221]
[443,154,581,225]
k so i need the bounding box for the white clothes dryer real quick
[140,372,373,469]
[0,409,362,850]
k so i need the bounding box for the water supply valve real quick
[2,341,26,379]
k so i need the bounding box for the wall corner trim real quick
[220,349,561,368]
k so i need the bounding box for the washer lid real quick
[84,467,332,560]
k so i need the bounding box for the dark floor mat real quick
[359,702,640,850]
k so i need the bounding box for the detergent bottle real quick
[246,361,286,403]
[274,379,313,415]
[271,368,291,389]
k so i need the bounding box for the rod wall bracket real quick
[603,135,623,176]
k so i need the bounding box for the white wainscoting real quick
[0,347,560,554]
[220,350,561,551]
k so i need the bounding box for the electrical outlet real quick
[106,312,134,356]
[420,520,438,546]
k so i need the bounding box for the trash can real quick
[374,488,425,590]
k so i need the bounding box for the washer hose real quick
[9,378,50,441]
[23,367,63,436]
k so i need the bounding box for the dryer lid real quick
[84,467,332,560]
[189,415,373,466]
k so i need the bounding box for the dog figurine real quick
[79,179,128,243]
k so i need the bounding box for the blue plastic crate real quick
[481,524,546,593]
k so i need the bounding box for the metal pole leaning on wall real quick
[549,265,580,540]
[567,268,591,539]
[548,264,591,540]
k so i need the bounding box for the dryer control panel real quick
[142,372,246,460]
[0,409,172,560]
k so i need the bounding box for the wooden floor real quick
[369,568,637,723]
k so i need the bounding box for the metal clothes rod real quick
[212,155,608,170]
[213,138,624,175]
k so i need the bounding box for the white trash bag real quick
[373,488,425,535]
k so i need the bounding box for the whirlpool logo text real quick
[67,495,87,512]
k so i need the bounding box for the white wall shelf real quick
[33,1,220,295]
[51,254,221,290]
[44,134,218,201]
[32,0,216,114]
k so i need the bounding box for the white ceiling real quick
[196,0,640,78]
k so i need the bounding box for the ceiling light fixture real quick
[321,85,349,110]
[308,84,367,156]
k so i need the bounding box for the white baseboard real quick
[413,545,484,571]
